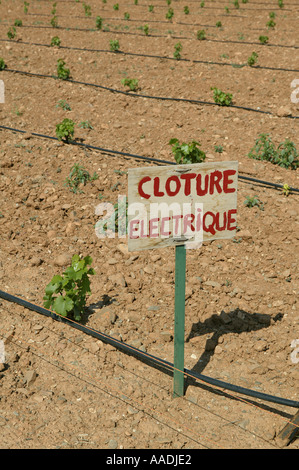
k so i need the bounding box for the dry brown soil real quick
[0,0,298,451]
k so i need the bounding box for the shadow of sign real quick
[186,308,283,377]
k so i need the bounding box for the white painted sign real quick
[128,161,238,252]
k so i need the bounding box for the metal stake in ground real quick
[173,244,186,398]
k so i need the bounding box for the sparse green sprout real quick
[276,140,299,169]
[56,99,71,111]
[247,51,258,66]
[105,198,128,234]
[244,196,264,210]
[43,254,95,321]
[51,35,61,47]
[57,59,70,80]
[124,12,130,19]
[282,183,291,197]
[7,27,16,39]
[24,1,29,13]
[143,24,149,35]
[51,16,58,28]
[0,58,6,70]
[110,39,120,51]
[148,4,154,11]
[173,42,182,60]
[211,87,233,106]
[96,16,103,30]
[113,3,119,10]
[248,133,276,162]
[134,0,138,4]
[216,21,222,28]
[269,11,276,18]
[166,0,171,5]
[266,19,276,29]
[83,2,91,16]
[200,1,205,7]
[278,0,284,8]
[121,78,139,91]
[14,19,22,27]
[56,118,75,142]
[184,6,189,14]
[233,0,239,8]
[225,6,230,13]
[78,120,93,129]
[64,163,98,193]
[248,134,299,170]
[197,29,206,40]
[169,138,206,164]
[259,35,269,44]
[166,7,174,20]
[214,145,223,153]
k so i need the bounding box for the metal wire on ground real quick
[0,289,298,411]
[2,307,287,449]
[0,331,212,448]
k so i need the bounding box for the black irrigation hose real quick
[26,13,221,28]
[26,0,299,10]
[34,0,299,3]
[7,23,299,50]
[2,67,299,120]
[209,37,299,50]
[2,38,299,73]
[1,124,299,194]
[0,289,298,410]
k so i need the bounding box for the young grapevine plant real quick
[211,87,233,106]
[43,254,95,321]
[0,58,6,70]
[248,133,299,170]
[57,58,70,80]
[64,163,98,193]
[169,139,206,164]
[51,36,61,47]
[56,118,75,142]
[121,78,139,91]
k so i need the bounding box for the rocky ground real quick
[0,0,298,450]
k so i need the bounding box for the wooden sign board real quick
[128,161,238,252]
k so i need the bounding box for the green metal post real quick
[173,244,186,398]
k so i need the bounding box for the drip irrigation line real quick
[0,315,286,450]
[34,0,299,4]
[0,330,211,449]
[0,124,299,194]
[209,37,299,50]
[3,67,299,120]
[2,38,299,73]
[27,12,220,28]
[0,289,298,410]
[6,303,292,446]
[7,23,299,50]
[24,0,299,11]
[21,16,299,39]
